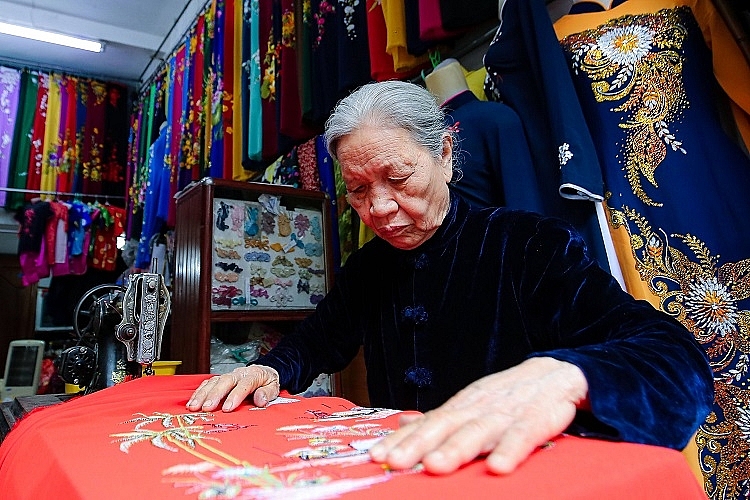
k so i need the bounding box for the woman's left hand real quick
[368,357,588,474]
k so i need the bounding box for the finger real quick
[370,410,466,469]
[420,413,510,474]
[186,376,225,411]
[223,366,280,411]
[484,420,556,475]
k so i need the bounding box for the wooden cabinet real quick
[171,178,335,375]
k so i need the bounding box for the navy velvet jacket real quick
[254,193,713,449]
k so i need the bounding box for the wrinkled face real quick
[337,125,453,250]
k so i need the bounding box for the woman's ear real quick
[441,134,454,183]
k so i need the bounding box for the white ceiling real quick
[0,0,209,88]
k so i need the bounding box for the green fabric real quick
[5,71,38,210]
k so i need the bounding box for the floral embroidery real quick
[558,143,573,167]
[338,0,360,40]
[608,203,750,499]
[313,1,335,48]
[561,8,689,207]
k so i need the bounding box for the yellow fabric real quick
[381,0,430,73]
[40,76,61,199]
[358,221,376,248]
[464,67,487,101]
[553,0,750,304]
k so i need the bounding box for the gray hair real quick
[324,80,458,170]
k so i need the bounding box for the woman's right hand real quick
[185,365,281,412]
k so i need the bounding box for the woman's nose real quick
[369,187,398,217]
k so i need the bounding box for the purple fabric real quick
[0,67,21,206]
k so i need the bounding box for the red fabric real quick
[260,0,280,161]
[89,205,125,271]
[0,375,705,499]
[25,74,49,199]
[81,81,107,195]
[58,77,79,193]
[297,136,320,190]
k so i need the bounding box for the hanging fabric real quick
[6,71,38,210]
[25,73,50,199]
[553,1,750,496]
[39,75,62,198]
[0,66,21,207]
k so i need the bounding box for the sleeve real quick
[515,215,714,449]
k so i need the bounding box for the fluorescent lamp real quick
[0,22,103,52]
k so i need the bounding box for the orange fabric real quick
[0,375,705,499]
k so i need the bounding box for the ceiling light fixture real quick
[0,22,103,53]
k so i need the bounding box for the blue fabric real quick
[558,6,750,494]
[135,125,167,269]
[443,90,543,211]
[315,134,341,270]
[254,193,713,450]
[483,0,609,270]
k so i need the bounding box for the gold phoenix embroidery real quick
[561,8,692,207]
[609,204,750,498]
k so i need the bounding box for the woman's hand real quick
[368,357,588,474]
[186,365,281,412]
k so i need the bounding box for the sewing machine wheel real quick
[73,284,126,343]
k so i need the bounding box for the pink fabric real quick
[418,0,466,41]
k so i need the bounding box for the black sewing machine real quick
[57,272,170,393]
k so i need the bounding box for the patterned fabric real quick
[554,1,750,497]
[222,0,235,180]
[0,66,21,206]
[25,73,49,198]
[308,0,340,126]
[0,375,707,499]
[245,0,264,162]
[208,0,226,180]
[39,76,61,198]
[297,136,320,190]
[58,76,79,193]
[316,133,341,269]
[336,0,372,98]
[90,204,125,271]
[81,80,107,195]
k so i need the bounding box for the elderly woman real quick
[187,80,713,475]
